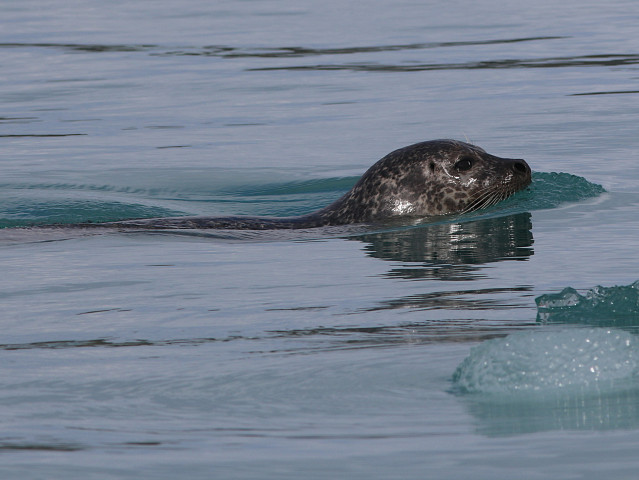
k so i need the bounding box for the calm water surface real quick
[2,0,639,478]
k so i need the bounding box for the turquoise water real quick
[2,0,639,478]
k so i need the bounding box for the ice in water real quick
[453,328,639,394]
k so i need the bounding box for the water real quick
[2,0,639,478]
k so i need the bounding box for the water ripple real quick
[194,36,566,58]
[250,53,639,72]
[0,36,564,58]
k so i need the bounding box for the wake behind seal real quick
[94,139,532,230]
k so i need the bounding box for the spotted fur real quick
[104,140,531,230]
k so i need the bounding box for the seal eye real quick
[454,157,474,172]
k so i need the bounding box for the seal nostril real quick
[512,161,528,175]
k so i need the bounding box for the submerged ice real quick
[452,328,639,394]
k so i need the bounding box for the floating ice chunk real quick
[452,328,639,394]
[536,281,639,324]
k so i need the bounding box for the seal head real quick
[312,139,531,224]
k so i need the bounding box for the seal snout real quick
[511,159,530,175]
[507,159,531,187]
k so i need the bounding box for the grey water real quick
[2,0,639,478]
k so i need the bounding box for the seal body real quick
[103,139,531,230]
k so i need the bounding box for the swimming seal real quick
[101,139,531,230]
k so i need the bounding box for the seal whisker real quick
[462,187,502,214]
[462,178,524,214]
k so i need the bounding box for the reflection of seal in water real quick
[103,139,531,230]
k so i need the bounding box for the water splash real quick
[473,171,605,217]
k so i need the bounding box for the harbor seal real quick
[100,139,531,230]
